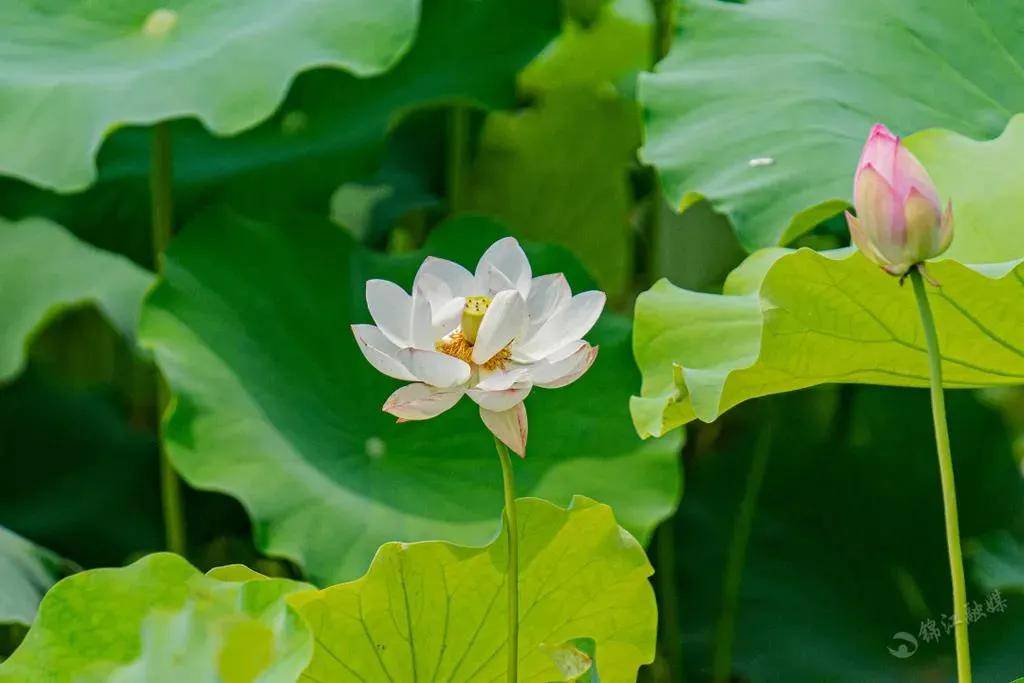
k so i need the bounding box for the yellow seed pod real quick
[461,296,491,344]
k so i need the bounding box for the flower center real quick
[435,296,511,371]
[460,295,490,344]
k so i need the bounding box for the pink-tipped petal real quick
[857,123,900,187]
[480,403,528,457]
[854,164,902,249]
[468,382,532,412]
[515,290,605,361]
[530,343,599,389]
[893,143,941,208]
[383,383,464,421]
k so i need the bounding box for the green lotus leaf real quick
[639,0,1024,251]
[632,119,1024,435]
[0,527,70,627]
[0,217,153,383]
[0,0,560,267]
[298,496,656,682]
[518,0,653,96]
[465,90,641,298]
[972,532,1024,595]
[139,211,682,583]
[671,388,1024,681]
[0,0,418,192]
[464,0,651,298]
[0,553,314,681]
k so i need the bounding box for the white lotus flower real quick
[352,237,605,457]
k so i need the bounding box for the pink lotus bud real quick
[845,124,953,277]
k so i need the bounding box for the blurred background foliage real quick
[1,0,1022,681]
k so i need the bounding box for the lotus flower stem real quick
[712,418,772,683]
[494,435,519,682]
[909,267,972,682]
[447,106,469,213]
[150,122,187,557]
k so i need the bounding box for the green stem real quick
[447,106,469,214]
[711,420,772,683]
[909,267,972,683]
[494,437,519,683]
[150,122,187,557]
[656,519,682,682]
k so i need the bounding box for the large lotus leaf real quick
[670,388,1024,681]
[0,553,314,681]
[0,217,153,383]
[905,115,1024,265]
[0,0,560,267]
[632,119,1024,436]
[0,527,70,628]
[298,497,656,682]
[971,532,1024,595]
[518,0,653,96]
[639,0,1024,251]
[0,0,418,192]
[465,91,641,298]
[139,211,682,584]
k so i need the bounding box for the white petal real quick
[396,348,471,388]
[409,284,438,349]
[547,339,586,362]
[351,324,418,382]
[366,279,412,347]
[469,382,532,412]
[475,237,531,298]
[476,366,530,391]
[383,383,464,421]
[525,273,571,334]
[415,256,476,298]
[530,342,598,389]
[516,290,605,361]
[480,403,528,457]
[432,295,465,339]
[471,290,527,365]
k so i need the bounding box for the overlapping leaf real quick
[639,0,1024,250]
[298,497,656,682]
[0,218,153,383]
[0,0,418,191]
[140,212,681,583]
[0,527,69,628]
[0,553,314,681]
[2,499,655,681]
[632,119,1024,436]
[0,0,560,267]
[465,0,652,298]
